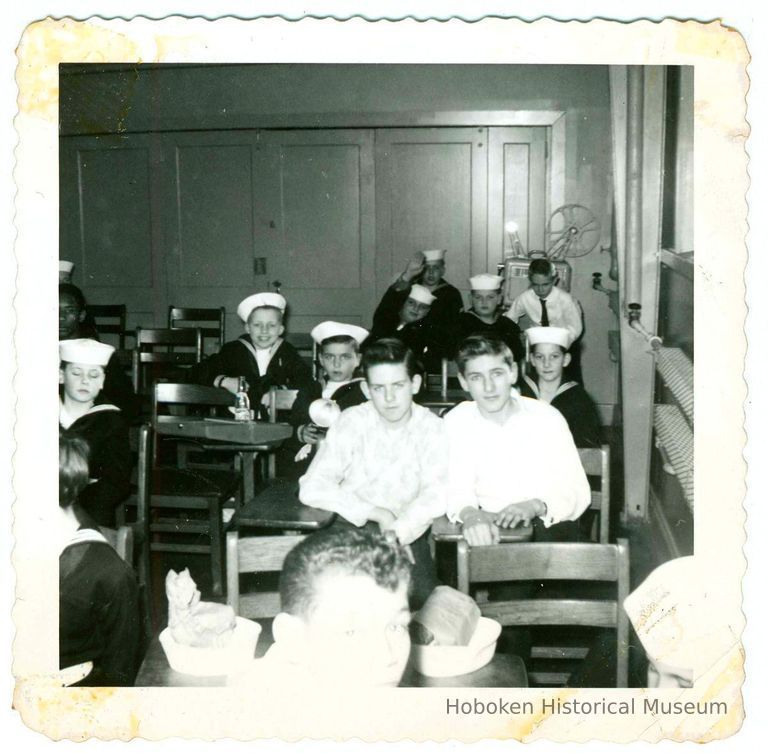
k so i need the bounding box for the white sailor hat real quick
[311,321,369,345]
[469,273,503,291]
[59,260,75,274]
[623,556,734,681]
[421,249,446,264]
[59,338,115,367]
[408,284,437,306]
[526,326,571,349]
[237,292,287,322]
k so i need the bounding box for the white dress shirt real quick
[443,392,590,527]
[299,401,448,545]
[504,286,583,344]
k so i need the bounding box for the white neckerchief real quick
[522,374,578,401]
[59,401,120,430]
[322,378,363,400]
[240,337,283,375]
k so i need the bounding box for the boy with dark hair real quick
[299,338,447,608]
[191,292,312,415]
[59,338,132,534]
[59,283,138,419]
[229,527,413,689]
[446,334,590,547]
[519,326,601,448]
[59,435,141,687]
[456,273,524,361]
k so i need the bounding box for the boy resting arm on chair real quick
[444,334,590,547]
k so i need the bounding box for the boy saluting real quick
[445,334,590,547]
[191,292,312,415]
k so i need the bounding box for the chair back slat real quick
[153,382,233,414]
[462,541,619,584]
[226,530,306,618]
[86,304,128,350]
[578,444,610,543]
[481,599,618,629]
[132,327,202,392]
[168,306,226,351]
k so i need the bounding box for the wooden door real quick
[487,127,548,267]
[59,133,165,332]
[374,128,488,304]
[252,130,376,333]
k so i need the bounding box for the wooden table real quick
[416,389,468,416]
[135,629,528,689]
[232,479,334,531]
[155,416,293,498]
[431,516,534,543]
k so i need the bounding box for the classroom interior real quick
[58,63,694,688]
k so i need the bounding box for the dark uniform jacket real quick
[456,310,525,362]
[519,376,602,448]
[60,524,141,686]
[189,336,313,417]
[59,404,132,529]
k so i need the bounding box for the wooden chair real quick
[168,305,226,354]
[264,387,298,478]
[135,406,241,598]
[578,445,611,543]
[457,538,630,687]
[86,303,128,350]
[132,326,202,394]
[226,529,306,619]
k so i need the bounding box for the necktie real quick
[539,298,549,327]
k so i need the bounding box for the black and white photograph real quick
[6,8,754,746]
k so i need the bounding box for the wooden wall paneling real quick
[254,129,377,334]
[487,127,548,272]
[59,134,161,332]
[374,128,488,305]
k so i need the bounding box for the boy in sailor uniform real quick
[58,338,132,535]
[456,273,525,362]
[288,321,369,475]
[190,292,313,416]
[519,326,602,448]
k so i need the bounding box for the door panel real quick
[375,128,488,302]
[488,127,548,267]
[253,130,376,331]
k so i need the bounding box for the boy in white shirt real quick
[445,334,590,547]
[299,338,447,607]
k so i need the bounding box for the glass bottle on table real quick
[233,377,251,421]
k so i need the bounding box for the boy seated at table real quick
[287,321,369,475]
[456,273,525,363]
[59,283,138,420]
[299,338,447,609]
[59,435,141,686]
[59,338,132,537]
[519,326,602,448]
[191,292,313,417]
[228,527,413,689]
[444,334,590,547]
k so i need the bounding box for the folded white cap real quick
[623,556,734,680]
[470,273,503,291]
[311,321,369,345]
[237,292,287,322]
[526,326,571,349]
[59,338,115,366]
[408,284,436,306]
[422,249,446,263]
[59,260,75,274]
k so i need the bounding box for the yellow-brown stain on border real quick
[16,19,142,122]
[673,20,749,64]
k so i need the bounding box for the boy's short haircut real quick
[320,334,360,353]
[455,334,516,375]
[528,258,554,278]
[279,527,413,619]
[360,337,419,380]
[59,435,90,508]
[247,305,284,323]
[59,283,87,311]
